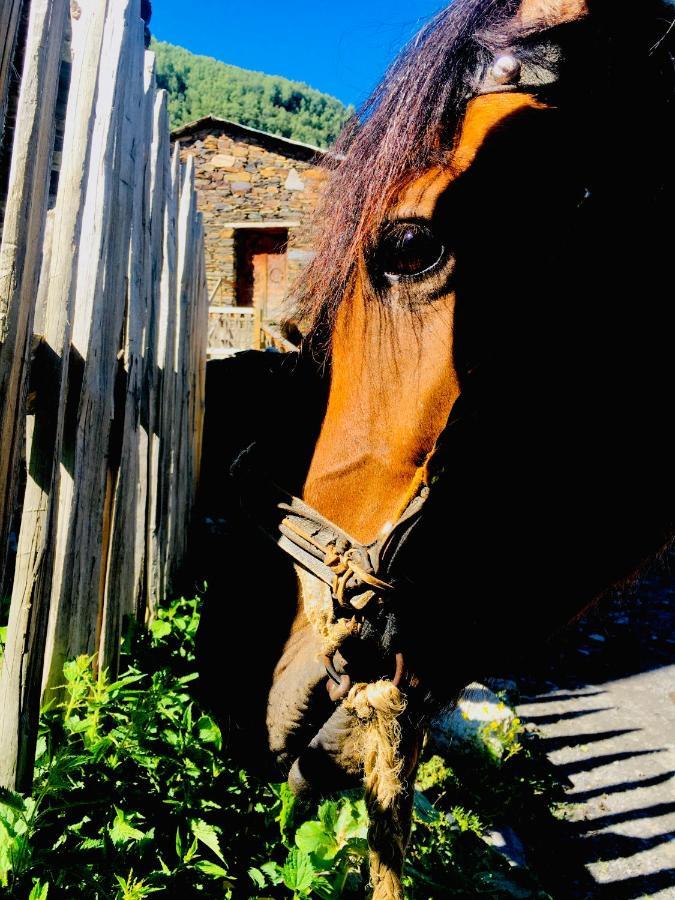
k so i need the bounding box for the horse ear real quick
[516,0,589,28]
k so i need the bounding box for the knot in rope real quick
[325,546,393,609]
[344,680,407,811]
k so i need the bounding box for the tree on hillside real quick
[152,40,354,148]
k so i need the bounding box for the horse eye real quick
[377,223,445,281]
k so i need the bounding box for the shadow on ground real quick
[497,554,675,899]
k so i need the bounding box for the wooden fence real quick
[0,0,208,791]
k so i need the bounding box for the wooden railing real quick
[207,308,297,356]
[207,306,261,356]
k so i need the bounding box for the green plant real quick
[0,591,561,898]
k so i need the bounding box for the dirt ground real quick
[511,556,675,899]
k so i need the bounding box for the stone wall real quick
[173,122,327,308]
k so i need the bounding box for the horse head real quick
[196,0,674,861]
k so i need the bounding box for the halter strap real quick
[231,444,429,613]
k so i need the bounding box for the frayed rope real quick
[344,680,411,900]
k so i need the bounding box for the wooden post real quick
[42,0,144,693]
[144,89,170,618]
[191,214,208,495]
[0,0,109,792]
[154,145,179,605]
[100,46,155,675]
[0,0,68,588]
[170,156,196,576]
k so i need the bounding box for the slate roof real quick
[170,115,326,162]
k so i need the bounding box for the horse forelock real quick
[291,0,675,354]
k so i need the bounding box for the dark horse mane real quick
[294,0,675,347]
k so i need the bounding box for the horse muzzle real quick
[267,625,420,797]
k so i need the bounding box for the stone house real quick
[172,116,327,325]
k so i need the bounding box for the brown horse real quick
[194,0,674,893]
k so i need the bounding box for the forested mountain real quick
[152,40,354,148]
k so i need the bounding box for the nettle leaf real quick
[193,859,234,883]
[190,819,225,862]
[260,860,283,886]
[273,782,298,846]
[196,715,222,750]
[33,735,48,767]
[183,758,202,779]
[0,787,26,814]
[109,808,146,847]
[281,848,316,894]
[0,813,18,841]
[248,866,266,889]
[88,736,114,763]
[0,827,14,887]
[183,836,199,864]
[150,619,172,641]
[318,800,339,835]
[310,875,337,900]
[67,816,91,837]
[295,821,338,863]
[161,728,179,747]
[413,791,443,825]
[183,703,194,732]
[79,837,104,851]
[335,798,368,845]
[28,879,49,900]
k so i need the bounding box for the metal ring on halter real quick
[323,651,406,701]
[392,652,405,689]
[323,655,352,702]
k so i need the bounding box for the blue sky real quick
[151,0,445,108]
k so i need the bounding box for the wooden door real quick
[252,247,287,322]
[236,229,288,322]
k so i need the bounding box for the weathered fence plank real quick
[0,0,67,586]
[144,89,170,618]
[0,0,111,791]
[42,0,144,692]
[100,47,155,675]
[171,157,196,573]
[153,145,180,607]
[192,214,208,491]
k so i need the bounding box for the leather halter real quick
[232,445,428,694]
[233,446,428,615]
